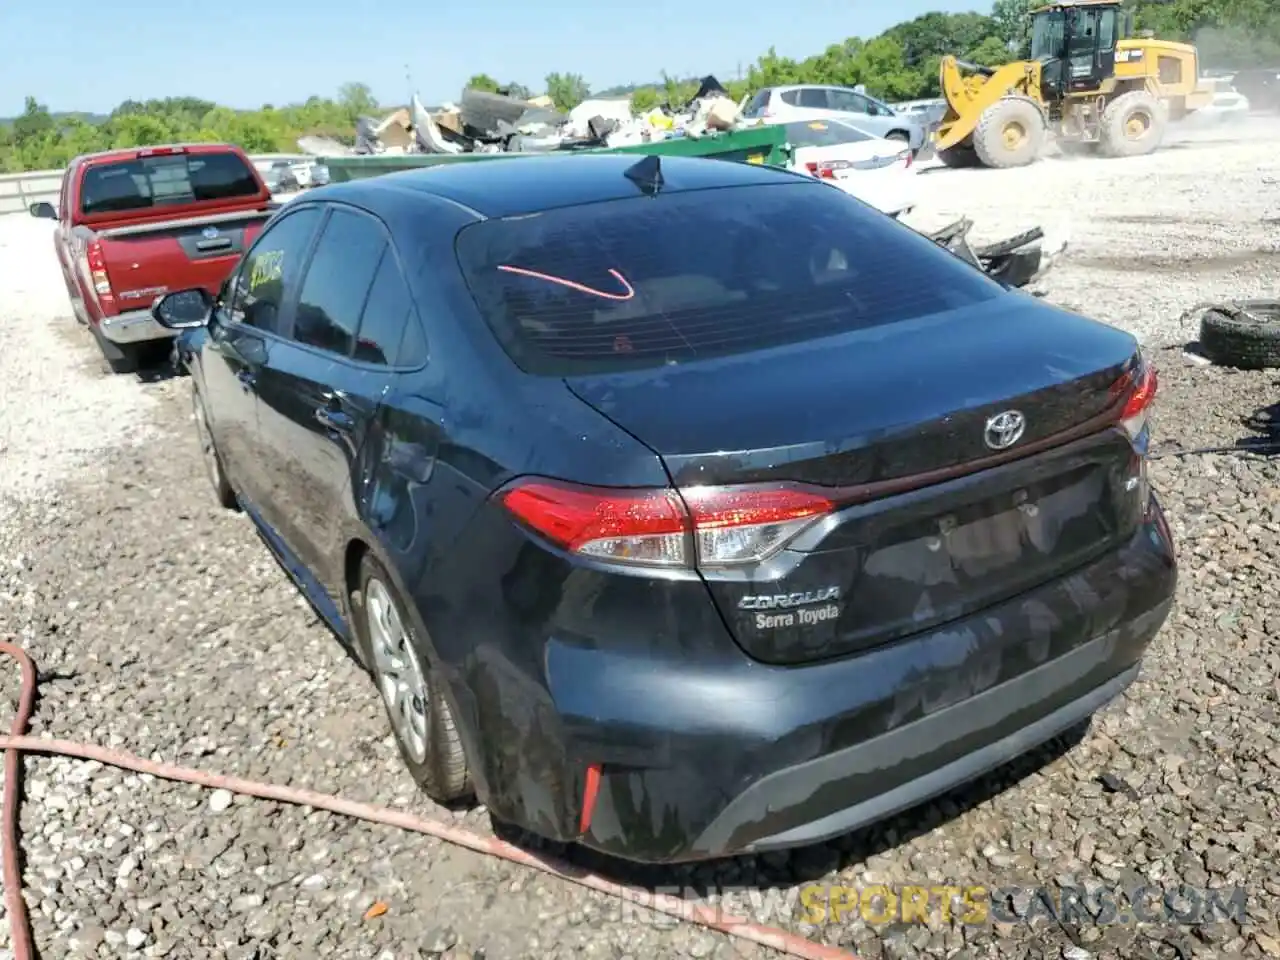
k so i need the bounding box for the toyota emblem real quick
[984,410,1026,450]
[201,226,220,239]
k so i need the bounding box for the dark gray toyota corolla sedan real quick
[150,153,1177,864]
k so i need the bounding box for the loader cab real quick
[1031,2,1121,99]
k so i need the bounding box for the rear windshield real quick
[79,152,261,216]
[784,119,875,147]
[454,181,1004,375]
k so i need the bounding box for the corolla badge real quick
[984,410,1026,450]
[201,226,220,240]
[737,587,839,610]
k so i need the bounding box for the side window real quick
[292,208,386,356]
[798,88,829,108]
[229,207,322,335]
[743,90,770,117]
[1068,10,1100,76]
[828,90,869,114]
[354,249,425,367]
[779,90,802,106]
[1098,9,1117,50]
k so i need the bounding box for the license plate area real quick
[788,438,1137,650]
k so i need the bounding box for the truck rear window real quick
[453,180,1004,375]
[79,152,261,216]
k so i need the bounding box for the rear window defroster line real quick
[497,264,636,301]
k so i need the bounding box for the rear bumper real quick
[98,309,175,345]
[833,175,919,218]
[520,502,1176,864]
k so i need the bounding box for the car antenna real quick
[623,155,664,196]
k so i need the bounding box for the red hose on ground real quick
[0,641,857,960]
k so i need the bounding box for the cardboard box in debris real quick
[301,76,753,158]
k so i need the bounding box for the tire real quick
[93,328,139,375]
[886,130,910,143]
[351,554,472,803]
[192,389,237,509]
[936,143,980,168]
[972,96,1047,168]
[1199,303,1280,369]
[1099,90,1165,158]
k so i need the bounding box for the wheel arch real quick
[340,531,490,796]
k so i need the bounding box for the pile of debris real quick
[301,76,757,158]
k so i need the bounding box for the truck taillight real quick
[137,146,185,157]
[86,241,115,306]
[499,479,835,569]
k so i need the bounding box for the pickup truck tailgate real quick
[96,209,272,312]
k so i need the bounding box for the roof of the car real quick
[73,143,245,167]
[317,153,812,220]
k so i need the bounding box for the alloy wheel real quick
[365,578,430,763]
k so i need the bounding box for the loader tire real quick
[972,97,1046,168]
[1199,302,1280,370]
[1099,90,1165,158]
[936,144,980,168]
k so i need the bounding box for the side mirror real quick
[29,202,57,220]
[152,288,214,329]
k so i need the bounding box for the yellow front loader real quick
[933,0,1214,168]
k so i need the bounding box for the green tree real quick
[337,82,378,120]
[630,87,659,113]
[12,97,54,143]
[465,73,501,93]
[991,0,1037,56]
[544,72,590,111]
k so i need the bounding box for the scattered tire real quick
[351,554,473,803]
[1099,90,1165,158]
[972,96,1047,168]
[936,143,980,168]
[1199,302,1280,369]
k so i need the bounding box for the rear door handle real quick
[315,393,354,433]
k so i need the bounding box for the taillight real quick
[137,146,185,157]
[1111,355,1158,516]
[803,160,850,181]
[683,485,834,566]
[499,479,835,569]
[903,149,914,168]
[1111,355,1158,443]
[85,240,115,308]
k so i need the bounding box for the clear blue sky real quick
[2,0,987,116]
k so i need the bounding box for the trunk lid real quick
[565,294,1148,665]
[97,209,271,313]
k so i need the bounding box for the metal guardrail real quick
[0,154,311,217]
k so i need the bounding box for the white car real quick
[744,85,928,154]
[1199,77,1250,121]
[781,119,919,218]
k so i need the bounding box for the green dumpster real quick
[323,125,794,183]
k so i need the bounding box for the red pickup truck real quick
[29,143,278,373]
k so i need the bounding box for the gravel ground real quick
[2,119,1280,960]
